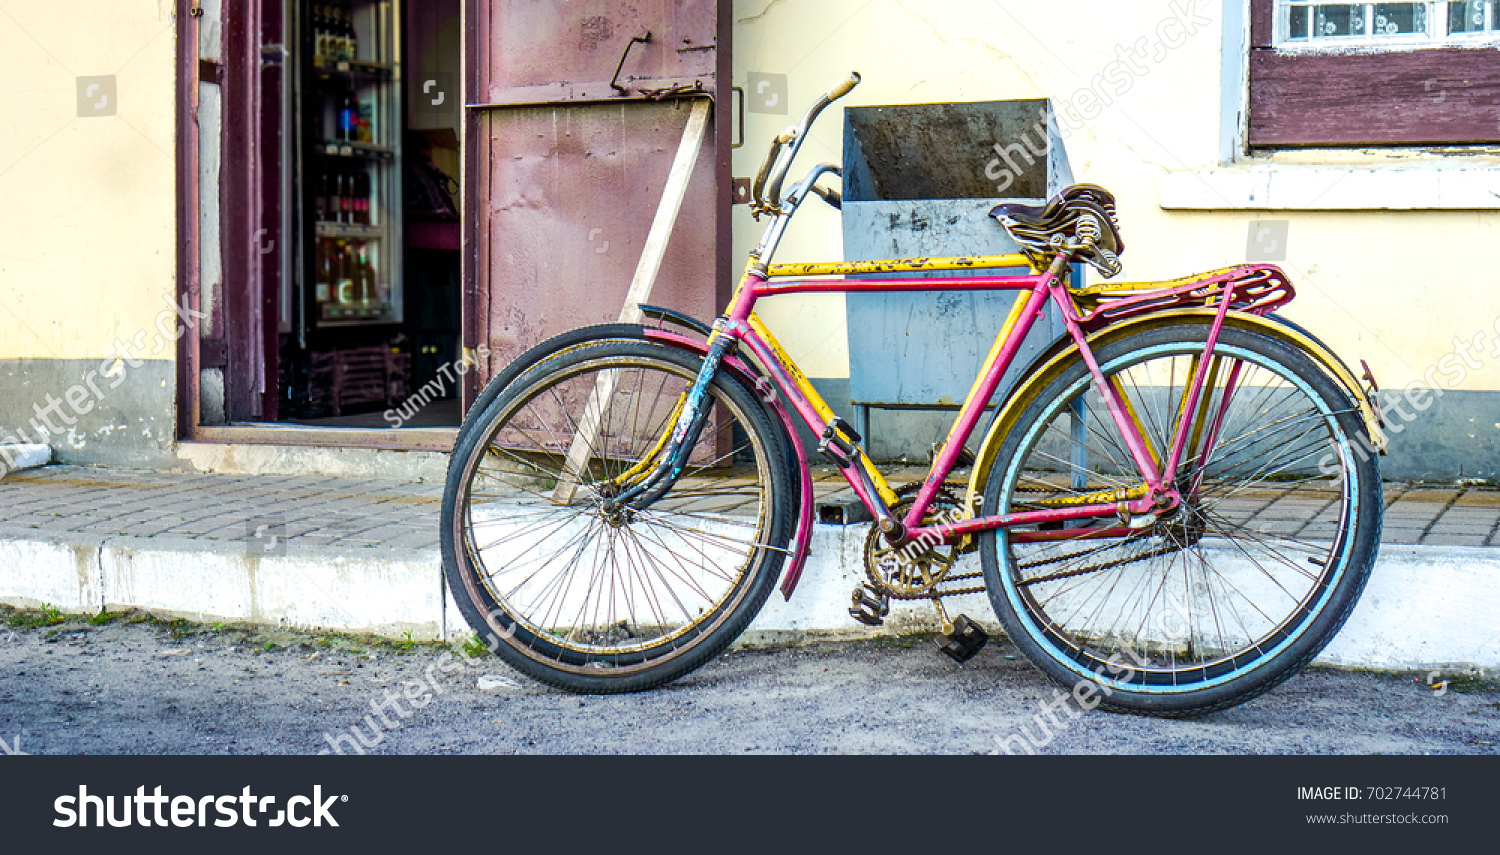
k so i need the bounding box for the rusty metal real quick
[843,100,1051,202]
[609,31,652,94]
[464,0,729,387]
[466,2,720,107]
[176,0,202,441]
[467,102,725,372]
[211,0,288,423]
[731,177,751,205]
[730,86,744,148]
[638,81,705,100]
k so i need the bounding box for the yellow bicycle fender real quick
[964,309,1388,514]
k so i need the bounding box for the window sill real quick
[1159,161,1500,210]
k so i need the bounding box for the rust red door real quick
[462,1,732,399]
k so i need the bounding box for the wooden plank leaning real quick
[550,97,713,505]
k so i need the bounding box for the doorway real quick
[209,0,463,432]
[196,0,731,447]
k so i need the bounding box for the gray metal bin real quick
[840,99,1076,460]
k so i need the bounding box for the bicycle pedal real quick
[848,584,890,627]
[936,614,989,664]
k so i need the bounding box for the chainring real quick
[863,484,969,600]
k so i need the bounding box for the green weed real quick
[7,604,66,629]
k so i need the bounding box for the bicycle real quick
[440,72,1386,716]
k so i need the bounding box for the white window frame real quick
[1158,0,1500,210]
[1273,1,1500,49]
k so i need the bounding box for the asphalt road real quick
[1,609,1496,756]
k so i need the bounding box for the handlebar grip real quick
[827,71,861,100]
[751,139,781,209]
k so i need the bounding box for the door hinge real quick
[261,44,287,66]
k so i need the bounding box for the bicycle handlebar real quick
[810,183,842,210]
[750,133,790,215]
[751,71,861,215]
[826,71,861,100]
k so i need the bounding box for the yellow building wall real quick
[0,0,177,361]
[731,0,1500,397]
[0,1,1493,473]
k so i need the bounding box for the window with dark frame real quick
[1249,0,1500,147]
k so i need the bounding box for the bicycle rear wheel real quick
[441,340,794,693]
[980,322,1381,716]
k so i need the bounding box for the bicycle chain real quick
[864,484,979,600]
[867,485,1182,598]
[1013,533,1179,587]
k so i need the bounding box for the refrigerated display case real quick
[303,0,402,329]
[270,0,463,423]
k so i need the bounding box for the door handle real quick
[609,32,652,95]
[730,85,745,149]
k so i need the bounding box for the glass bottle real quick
[312,4,325,66]
[315,238,332,303]
[313,172,325,223]
[336,241,355,306]
[344,167,358,223]
[339,88,358,142]
[346,2,360,62]
[330,168,345,223]
[354,168,370,225]
[357,243,375,308]
[338,4,353,62]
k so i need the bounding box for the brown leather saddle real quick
[990,183,1125,277]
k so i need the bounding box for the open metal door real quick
[220,0,287,421]
[462,1,732,401]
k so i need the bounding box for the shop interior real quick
[275,0,463,428]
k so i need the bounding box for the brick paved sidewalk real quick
[0,466,444,551]
[0,465,1496,550]
[1381,483,1500,547]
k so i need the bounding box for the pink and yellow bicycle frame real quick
[715,252,1267,550]
[640,247,1330,598]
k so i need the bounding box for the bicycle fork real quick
[598,325,738,514]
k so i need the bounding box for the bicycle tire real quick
[980,322,1381,716]
[440,340,795,693]
[454,323,646,447]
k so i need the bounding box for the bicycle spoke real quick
[446,342,789,681]
[987,326,1378,712]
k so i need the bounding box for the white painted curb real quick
[1,524,1497,674]
[0,444,50,480]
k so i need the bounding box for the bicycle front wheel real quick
[980,322,1381,716]
[441,340,794,693]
